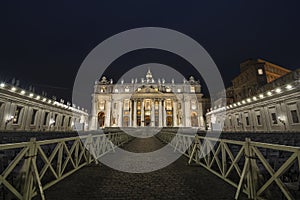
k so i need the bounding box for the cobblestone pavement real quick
[43,137,248,200]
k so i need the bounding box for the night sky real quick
[1,1,299,102]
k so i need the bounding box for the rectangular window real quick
[155,101,159,110]
[236,115,240,126]
[43,112,49,125]
[13,106,23,124]
[271,113,278,124]
[145,100,151,110]
[256,115,261,125]
[291,110,299,124]
[98,101,105,110]
[258,68,263,75]
[190,86,195,93]
[244,113,250,126]
[166,100,172,110]
[31,109,38,125]
[137,101,141,110]
[123,100,130,111]
[245,116,250,126]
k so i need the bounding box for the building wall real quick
[0,83,88,131]
[90,74,205,129]
[207,69,300,132]
[232,59,291,102]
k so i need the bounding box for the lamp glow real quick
[275,88,281,93]
[286,85,292,90]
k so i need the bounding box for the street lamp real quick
[5,115,14,129]
[278,117,286,131]
[49,118,55,130]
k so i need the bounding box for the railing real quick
[157,132,300,200]
[0,132,132,200]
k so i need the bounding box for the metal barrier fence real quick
[0,132,132,200]
[156,132,300,200]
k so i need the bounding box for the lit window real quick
[155,101,159,110]
[98,101,105,110]
[114,88,119,93]
[258,69,263,75]
[166,88,171,92]
[190,86,195,93]
[166,100,172,110]
[13,106,23,124]
[123,99,130,111]
[145,100,151,110]
[177,88,181,93]
[125,87,129,92]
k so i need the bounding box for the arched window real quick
[191,112,199,127]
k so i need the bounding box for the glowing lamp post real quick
[5,115,14,129]
[49,118,55,130]
[278,117,286,131]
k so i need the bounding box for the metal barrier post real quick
[22,138,36,200]
[22,138,45,200]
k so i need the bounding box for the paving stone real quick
[42,137,248,200]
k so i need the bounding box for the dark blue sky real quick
[0,1,299,101]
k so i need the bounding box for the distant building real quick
[90,70,206,129]
[0,82,88,131]
[206,69,300,132]
[232,58,291,102]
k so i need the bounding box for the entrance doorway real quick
[98,112,105,128]
[145,115,151,126]
[191,112,199,127]
[166,116,173,127]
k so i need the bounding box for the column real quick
[163,100,167,127]
[141,99,144,127]
[133,100,137,127]
[151,100,155,127]
[184,97,191,127]
[173,100,177,127]
[105,100,111,127]
[159,100,162,127]
[118,101,123,127]
[90,95,98,130]
[129,100,133,127]
[21,106,29,130]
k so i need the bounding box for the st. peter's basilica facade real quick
[89,70,205,129]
